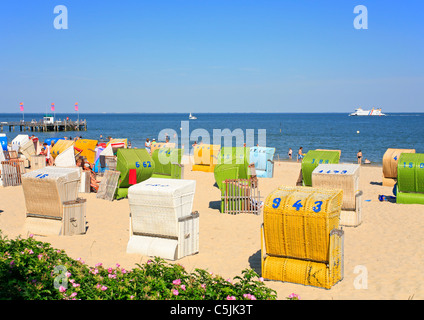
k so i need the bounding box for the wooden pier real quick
[0,120,87,133]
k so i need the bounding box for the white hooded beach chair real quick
[126,177,198,260]
[312,163,362,227]
[11,134,30,152]
[54,145,76,167]
[21,167,85,236]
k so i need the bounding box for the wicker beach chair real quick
[382,148,416,187]
[249,146,276,178]
[126,178,198,260]
[301,150,340,186]
[21,167,84,236]
[261,186,344,289]
[312,164,362,227]
[192,144,221,172]
[396,153,424,205]
[151,147,184,179]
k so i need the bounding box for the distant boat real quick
[189,113,197,120]
[349,107,386,116]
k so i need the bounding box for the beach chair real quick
[382,148,416,187]
[312,164,362,227]
[214,147,252,190]
[249,146,276,178]
[126,178,198,260]
[74,139,98,165]
[19,139,36,160]
[150,142,175,154]
[115,148,155,199]
[0,134,7,151]
[192,144,221,172]
[261,186,344,289]
[151,147,184,179]
[51,140,77,167]
[21,167,84,236]
[11,134,30,152]
[29,155,46,170]
[301,150,340,186]
[396,153,424,205]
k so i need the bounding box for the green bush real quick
[0,231,278,300]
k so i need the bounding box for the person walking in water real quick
[357,150,363,164]
[297,147,304,162]
[288,148,292,160]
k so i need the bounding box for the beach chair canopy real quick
[75,139,98,164]
[151,147,183,179]
[249,146,275,178]
[51,140,75,159]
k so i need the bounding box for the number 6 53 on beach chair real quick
[260,186,344,289]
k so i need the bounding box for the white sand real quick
[1,161,424,300]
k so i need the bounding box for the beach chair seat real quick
[29,155,46,170]
[312,163,362,227]
[192,144,221,172]
[126,178,198,260]
[261,186,344,289]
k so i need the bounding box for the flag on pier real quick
[75,103,79,111]
[51,103,55,112]
[19,102,24,112]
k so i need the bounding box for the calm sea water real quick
[1,113,423,164]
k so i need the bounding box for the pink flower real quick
[72,283,80,288]
[101,286,108,291]
[107,267,113,274]
[243,293,256,300]
[172,279,181,285]
[59,286,66,293]
[288,293,301,300]
[201,284,206,289]
[29,234,34,238]
[37,254,43,260]
[172,289,179,296]
[28,249,34,254]
[65,272,71,278]
[116,263,120,268]
[95,262,102,267]
[108,274,116,279]
[226,295,236,300]
[258,277,264,282]
[70,292,77,298]
[147,260,152,264]
[181,285,186,291]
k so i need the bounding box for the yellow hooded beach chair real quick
[261,186,344,289]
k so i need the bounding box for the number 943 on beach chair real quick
[261,186,344,289]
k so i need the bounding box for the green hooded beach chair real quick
[396,153,424,205]
[151,147,184,179]
[301,150,340,187]
[115,148,155,199]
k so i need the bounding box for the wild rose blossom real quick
[173,279,181,285]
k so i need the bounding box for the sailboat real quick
[189,113,197,120]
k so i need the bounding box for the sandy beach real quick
[1,160,424,300]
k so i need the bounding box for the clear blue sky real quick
[0,0,423,113]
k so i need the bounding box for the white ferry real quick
[349,107,386,116]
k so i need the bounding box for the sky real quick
[0,0,423,113]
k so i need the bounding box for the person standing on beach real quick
[357,150,363,164]
[145,138,151,154]
[288,148,292,160]
[297,147,304,162]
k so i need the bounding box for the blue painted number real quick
[292,200,303,211]
[272,197,281,209]
[313,201,323,213]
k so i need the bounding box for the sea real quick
[1,112,423,164]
